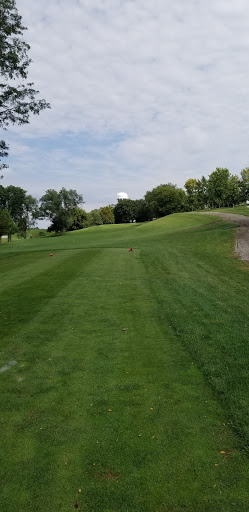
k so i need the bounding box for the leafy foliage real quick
[0,139,8,175]
[0,206,15,240]
[0,0,50,170]
[99,205,114,224]
[184,179,199,211]
[114,199,138,223]
[69,207,88,230]
[0,184,37,238]
[240,168,249,202]
[40,188,84,233]
[207,168,230,208]
[114,198,151,223]
[89,209,103,226]
[145,184,186,218]
[185,171,244,210]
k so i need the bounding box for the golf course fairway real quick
[1,213,249,511]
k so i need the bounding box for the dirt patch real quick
[95,468,120,481]
[200,212,249,262]
[234,227,249,263]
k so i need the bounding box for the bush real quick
[38,230,47,237]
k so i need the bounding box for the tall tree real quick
[99,206,114,224]
[114,199,138,223]
[0,139,8,176]
[195,176,208,209]
[89,209,103,226]
[40,188,83,233]
[227,175,241,207]
[17,194,39,238]
[0,184,37,239]
[207,168,230,208]
[133,199,152,222]
[240,168,249,202]
[0,0,50,171]
[0,207,15,243]
[145,184,186,218]
[69,207,88,230]
[184,179,199,211]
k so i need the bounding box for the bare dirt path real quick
[200,211,249,262]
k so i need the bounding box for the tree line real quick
[1,166,249,241]
[0,185,115,242]
[113,167,249,223]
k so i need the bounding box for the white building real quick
[117,192,129,201]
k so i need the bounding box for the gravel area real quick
[200,212,249,262]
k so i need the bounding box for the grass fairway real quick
[206,205,249,216]
[1,213,249,511]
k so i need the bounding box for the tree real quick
[113,198,152,223]
[207,168,230,208]
[0,184,38,239]
[184,179,199,211]
[227,175,241,207]
[0,0,50,171]
[99,206,114,224]
[39,188,84,233]
[195,176,208,209]
[69,207,88,230]
[0,207,15,243]
[0,139,8,176]
[89,209,103,226]
[114,199,138,223]
[145,184,186,218]
[17,194,39,238]
[240,168,249,202]
[133,199,152,222]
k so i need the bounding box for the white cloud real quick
[3,0,249,207]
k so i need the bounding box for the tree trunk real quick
[8,233,11,242]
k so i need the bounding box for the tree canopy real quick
[99,206,114,224]
[207,168,230,208]
[40,188,84,233]
[0,0,50,171]
[0,183,38,238]
[145,184,186,218]
[0,207,15,242]
[69,207,88,230]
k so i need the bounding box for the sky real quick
[3,0,249,212]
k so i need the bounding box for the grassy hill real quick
[205,205,249,216]
[1,213,249,511]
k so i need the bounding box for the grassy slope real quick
[1,213,249,511]
[208,205,249,216]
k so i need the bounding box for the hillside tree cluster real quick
[0,184,115,241]
[1,166,249,241]
[113,167,249,223]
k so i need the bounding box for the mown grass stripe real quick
[1,214,249,511]
[1,246,249,510]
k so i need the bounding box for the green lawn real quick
[206,205,249,216]
[1,213,249,511]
